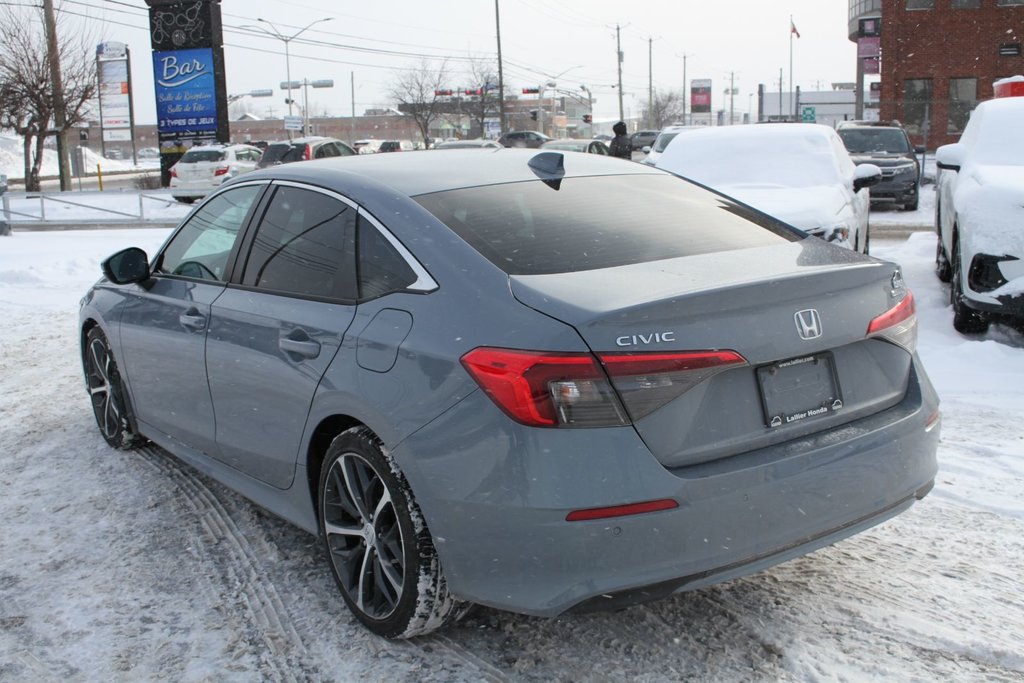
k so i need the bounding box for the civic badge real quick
[794,309,823,341]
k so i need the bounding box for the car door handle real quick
[279,337,321,359]
[179,310,206,331]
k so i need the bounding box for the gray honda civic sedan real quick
[80,149,939,638]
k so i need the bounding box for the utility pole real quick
[729,71,735,125]
[42,0,71,191]
[648,37,653,128]
[495,0,505,136]
[350,71,356,141]
[779,68,784,122]
[616,24,624,122]
[682,54,688,125]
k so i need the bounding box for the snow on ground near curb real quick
[0,228,1022,681]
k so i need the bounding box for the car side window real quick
[357,217,417,300]
[242,186,357,300]
[315,144,338,159]
[157,185,261,281]
[337,142,355,156]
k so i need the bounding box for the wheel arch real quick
[305,414,367,529]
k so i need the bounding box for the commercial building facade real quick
[876,0,1024,148]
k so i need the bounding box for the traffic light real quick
[582,114,593,124]
[464,88,482,96]
[529,109,538,121]
[434,89,453,96]
[522,87,540,94]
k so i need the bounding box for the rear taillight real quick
[213,165,230,176]
[170,166,178,178]
[461,347,747,428]
[866,291,917,352]
[304,144,313,160]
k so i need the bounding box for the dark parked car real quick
[540,138,610,154]
[630,129,659,151]
[81,149,938,639]
[497,130,551,148]
[257,137,356,168]
[837,122,921,210]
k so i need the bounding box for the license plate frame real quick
[757,352,844,429]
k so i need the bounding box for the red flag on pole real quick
[791,19,800,39]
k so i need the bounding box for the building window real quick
[905,0,934,8]
[903,79,933,137]
[997,0,1024,5]
[952,0,980,7]
[948,78,977,135]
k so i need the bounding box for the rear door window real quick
[357,217,417,299]
[241,186,357,300]
[414,174,799,275]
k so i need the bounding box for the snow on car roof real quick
[656,123,846,189]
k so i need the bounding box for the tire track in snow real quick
[137,445,314,683]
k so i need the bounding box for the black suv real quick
[257,137,356,168]
[837,121,921,210]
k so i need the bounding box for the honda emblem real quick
[794,309,823,341]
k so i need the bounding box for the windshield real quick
[180,150,226,163]
[653,132,680,153]
[415,175,797,276]
[837,128,911,154]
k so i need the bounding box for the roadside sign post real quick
[802,106,816,123]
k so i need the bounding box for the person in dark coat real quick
[609,121,632,159]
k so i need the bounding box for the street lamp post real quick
[247,16,333,137]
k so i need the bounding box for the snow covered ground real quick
[1,221,1022,681]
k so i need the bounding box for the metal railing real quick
[1,189,191,230]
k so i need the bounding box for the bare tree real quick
[0,4,97,191]
[459,57,502,138]
[387,60,450,146]
[643,89,687,130]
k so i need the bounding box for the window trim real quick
[234,179,438,296]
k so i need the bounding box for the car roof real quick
[236,148,662,200]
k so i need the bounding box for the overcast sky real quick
[59,0,860,125]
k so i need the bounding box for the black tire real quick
[83,327,142,449]
[950,239,989,334]
[903,200,919,211]
[935,237,952,283]
[173,196,196,204]
[318,426,465,638]
[861,222,870,255]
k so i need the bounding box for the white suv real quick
[169,144,263,202]
[935,93,1024,333]
[641,125,703,166]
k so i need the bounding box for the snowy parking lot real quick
[1,195,1022,681]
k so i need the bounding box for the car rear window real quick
[180,149,226,163]
[414,174,799,275]
[260,143,304,165]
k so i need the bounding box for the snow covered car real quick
[655,124,882,253]
[169,144,263,203]
[641,124,702,166]
[935,92,1024,333]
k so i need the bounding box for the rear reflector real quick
[461,347,747,428]
[866,291,917,352]
[566,498,679,522]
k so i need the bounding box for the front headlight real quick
[891,163,916,176]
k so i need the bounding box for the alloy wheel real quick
[86,336,124,441]
[322,453,406,620]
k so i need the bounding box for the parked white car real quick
[169,144,263,202]
[935,92,1024,333]
[655,124,881,252]
[641,124,702,166]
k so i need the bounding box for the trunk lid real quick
[510,239,913,468]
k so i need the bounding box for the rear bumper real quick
[394,358,940,617]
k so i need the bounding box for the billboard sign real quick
[691,79,712,114]
[153,48,218,135]
[858,37,881,59]
[97,41,133,137]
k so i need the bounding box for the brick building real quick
[878,0,1024,148]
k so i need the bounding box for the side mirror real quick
[853,163,882,192]
[102,247,150,284]
[914,145,926,154]
[935,143,965,172]
[642,145,652,154]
